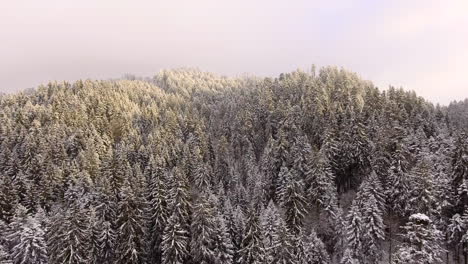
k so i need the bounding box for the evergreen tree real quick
[340,248,358,264]
[277,167,308,234]
[0,244,12,264]
[0,176,18,223]
[97,220,116,264]
[225,202,245,264]
[47,205,90,264]
[9,215,48,264]
[213,214,234,264]
[361,194,385,263]
[261,201,281,264]
[88,208,101,264]
[114,183,146,264]
[307,152,337,207]
[190,193,216,264]
[304,230,330,264]
[272,221,294,264]
[147,166,170,264]
[161,212,189,264]
[194,162,213,191]
[447,213,465,262]
[167,167,192,225]
[407,157,437,216]
[345,202,362,260]
[239,207,264,264]
[393,213,443,264]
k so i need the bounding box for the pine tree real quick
[452,134,468,198]
[89,190,117,264]
[340,248,358,264]
[88,208,101,264]
[100,146,131,197]
[190,193,216,264]
[407,157,437,216]
[9,215,48,264]
[447,213,465,262]
[260,136,280,202]
[393,213,443,264]
[345,202,362,260]
[261,201,281,264]
[4,205,28,248]
[161,212,189,264]
[213,214,234,264]
[167,167,191,225]
[0,244,12,264]
[226,202,245,264]
[160,167,192,264]
[47,205,90,264]
[386,161,410,217]
[148,170,170,264]
[114,182,146,264]
[0,175,18,224]
[97,220,116,264]
[307,152,338,214]
[304,230,330,264]
[194,162,213,191]
[239,207,264,264]
[290,134,314,181]
[363,172,386,211]
[272,220,294,264]
[277,167,308,234]
[345,174,386,263]
[361,194,385,263]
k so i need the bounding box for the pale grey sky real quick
[1,0,467,104]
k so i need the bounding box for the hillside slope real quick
[0,67,467,263]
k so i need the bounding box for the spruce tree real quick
[0,244,12,264]
[9,215,48,264]
[261,201,281,264]
[361,194,385,263]
[239,207,264,264]
[97,220,116,264]
[190,193,216,264]
[345,202,362,260]
[114,183,146,264]
[272,220,294,264]
[307,153,337,212]
[393,213,443,264]
[148,173,170,263]
[304,230,330,264]
[47,205,90,264]
[277,167,308,234]
[161,212,189,264]
[340,248,358,264]
[213,214,234,264]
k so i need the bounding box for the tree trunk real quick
[389,227,392,264]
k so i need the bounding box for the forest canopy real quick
[0,67,467,264]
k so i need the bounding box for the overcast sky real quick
[1,0,467,104]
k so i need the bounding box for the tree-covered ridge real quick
[0,67,467,263]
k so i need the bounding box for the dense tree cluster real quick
[0,67,467,263]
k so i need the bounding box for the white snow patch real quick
[409,213,430,222]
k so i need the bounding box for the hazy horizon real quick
[1,0,467,104]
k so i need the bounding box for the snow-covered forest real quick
[0,67,467,264]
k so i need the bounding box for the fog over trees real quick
[0,67,467,263]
